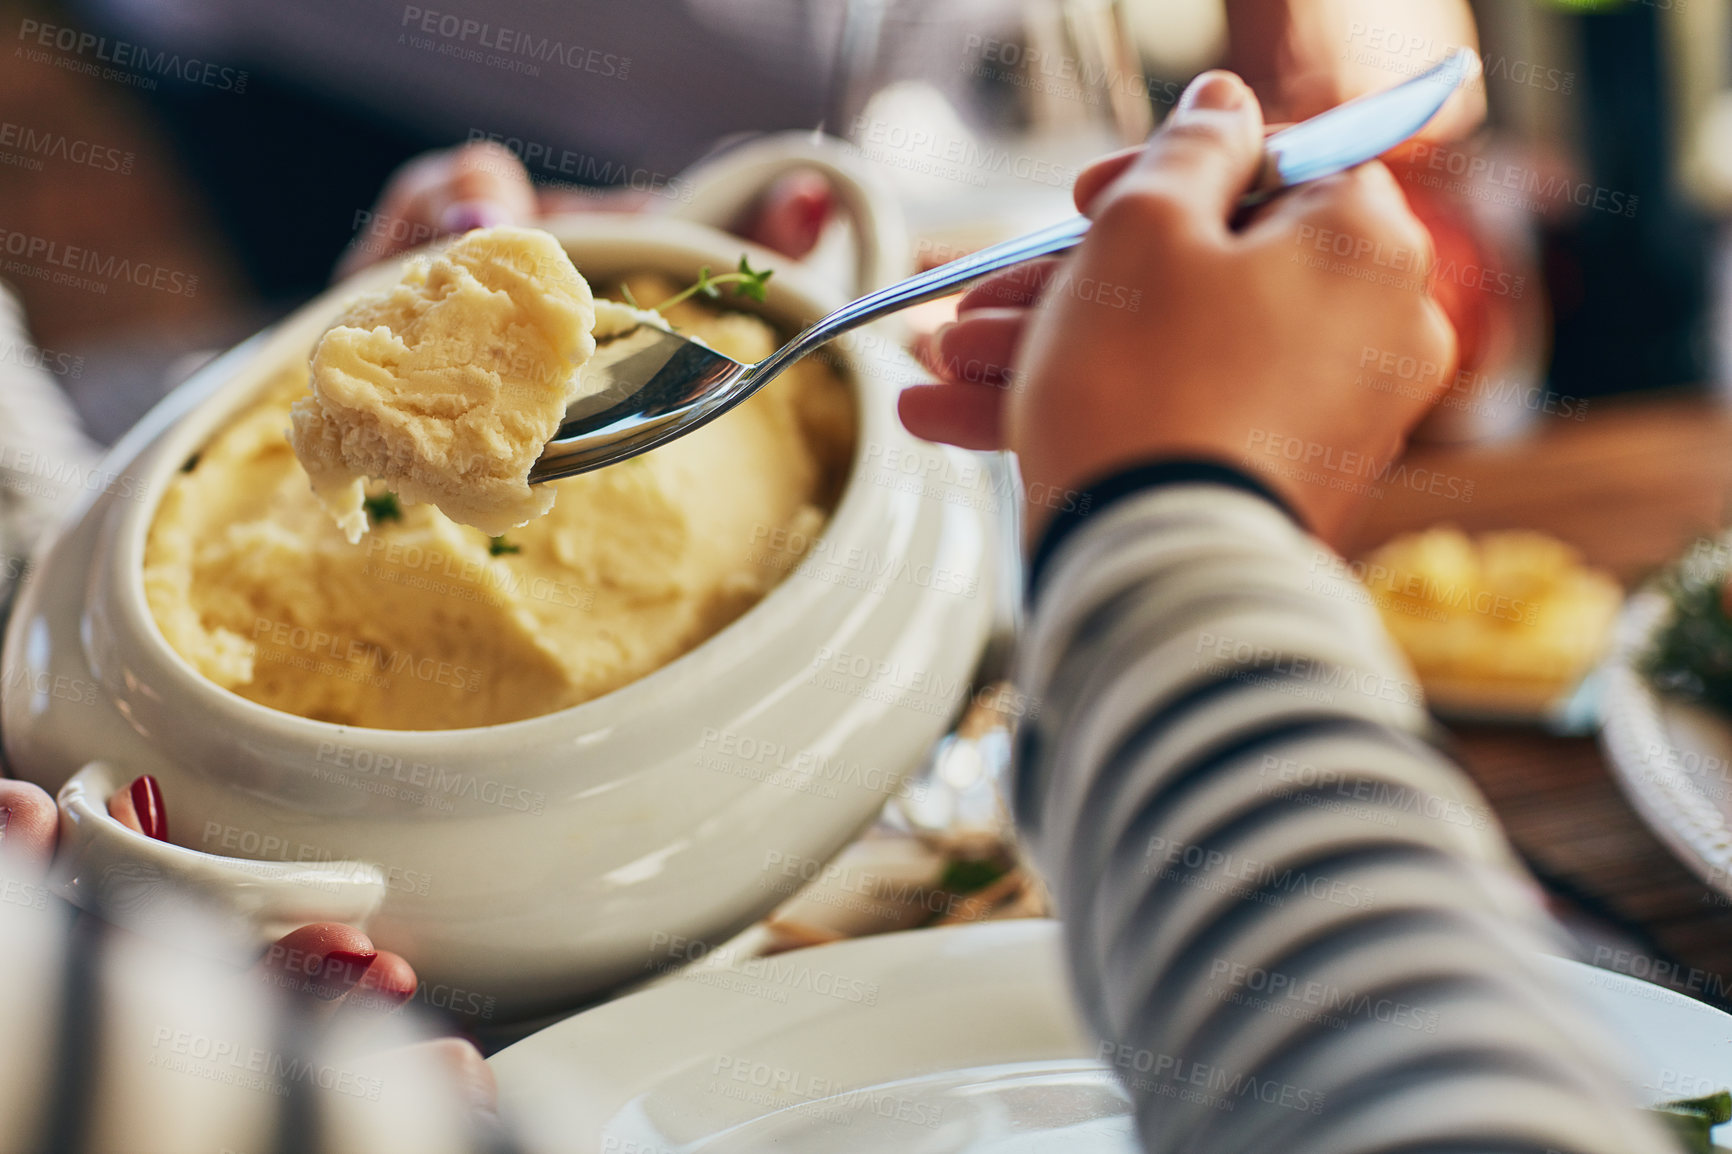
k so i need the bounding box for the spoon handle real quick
[741,216,1092,388]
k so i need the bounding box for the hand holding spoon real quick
[529,48,1478,485]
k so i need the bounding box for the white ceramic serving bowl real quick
[0,137,1000,1022]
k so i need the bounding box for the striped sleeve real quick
[1012,476,1676,1154]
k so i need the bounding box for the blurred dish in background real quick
[1602,533,1732,905]
[489,920,1732,1154]
[1356,526,1621,721]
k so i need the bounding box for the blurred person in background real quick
[62,0,1480,297]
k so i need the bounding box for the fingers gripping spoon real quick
[528,48,1478,484]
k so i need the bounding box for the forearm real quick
[1013,470,1670,1154]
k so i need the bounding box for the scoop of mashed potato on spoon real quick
[291,226,597,541]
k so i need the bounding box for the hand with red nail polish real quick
[2,770,425,1023]
[107,774,168,841]
[258,923,420,1020]
[339,143,836,285]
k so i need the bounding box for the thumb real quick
[1089,71,1265,239]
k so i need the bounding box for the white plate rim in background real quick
[1600,588,1732,899]
[488,919,1732,1154]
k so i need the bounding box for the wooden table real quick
[1344,390,1732,1005]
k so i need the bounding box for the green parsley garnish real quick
[1650,1090,1732,1152]
[362,492,402,524]
[939,857,1009,895]
[489,536,521,556]
[1643,541,1732,716]
[653,256,774,312]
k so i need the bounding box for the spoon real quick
[529,48,1478,484]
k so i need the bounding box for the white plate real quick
[488,920,1732,1153]
[1600,589,1732,899]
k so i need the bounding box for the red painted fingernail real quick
[129,775,168,842]
[316,949,378,1000]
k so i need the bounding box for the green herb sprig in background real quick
[652,256,774,312]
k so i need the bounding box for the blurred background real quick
[14,0,1732,1006]
[0,0,1718,441]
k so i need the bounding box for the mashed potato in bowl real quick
[143,261,855,731]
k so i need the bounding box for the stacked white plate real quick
[489,920,1732,1153]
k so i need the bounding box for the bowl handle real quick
[662,131,911,297]
[52,761,389,949]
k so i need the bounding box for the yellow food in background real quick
[145,274,855,730]
[1356,526,1622,711]
[291,226,597,542]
